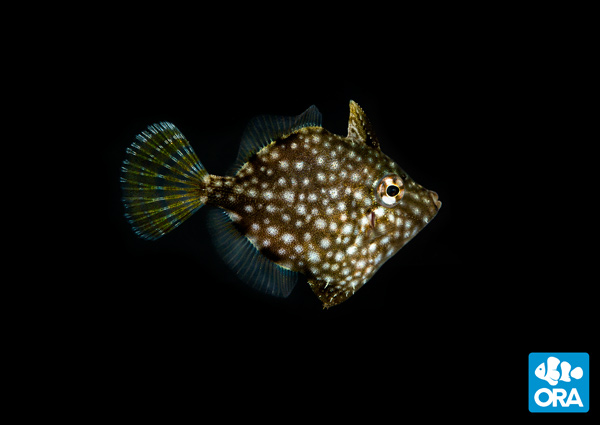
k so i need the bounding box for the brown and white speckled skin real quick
[203,102,441,307]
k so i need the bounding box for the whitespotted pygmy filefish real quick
[121,101,441,308]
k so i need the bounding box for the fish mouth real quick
[430,191,442,209]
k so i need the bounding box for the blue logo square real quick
[529,352,589,413]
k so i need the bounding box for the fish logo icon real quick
[529,352,590,413]
[534,356,584,386]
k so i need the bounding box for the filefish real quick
[121,101,441,308]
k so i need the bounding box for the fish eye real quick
[386,185,400,197]
[375,174,404,207]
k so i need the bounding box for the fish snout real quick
[430,191,442,209]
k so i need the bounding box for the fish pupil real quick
[386,185,400,197]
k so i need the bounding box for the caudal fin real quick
[121,122,209,240]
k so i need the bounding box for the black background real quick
[60,5,596,421]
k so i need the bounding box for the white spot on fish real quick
[341,223,353,234]
[281,233,294,244]
[308,251,320,263]
[267,226,278,235]
[283,191,295,203]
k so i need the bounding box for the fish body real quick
[121,101,441,308]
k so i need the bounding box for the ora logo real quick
[529,353,589,413]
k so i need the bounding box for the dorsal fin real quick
[208,208,298,298]
[229,105,322,175]
[347,100,379,149]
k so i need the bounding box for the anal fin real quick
[208,209,298,298]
